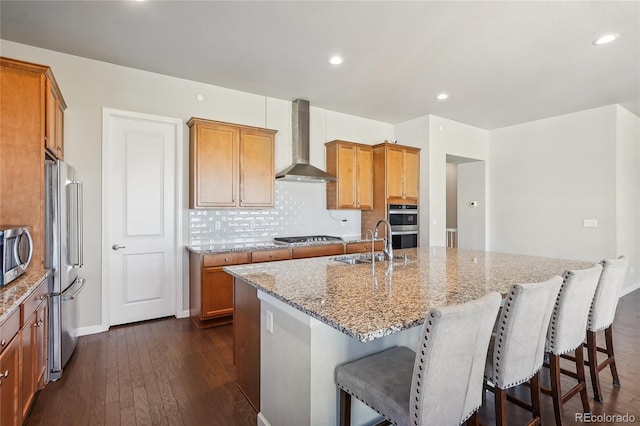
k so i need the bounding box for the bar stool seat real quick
[336,292,502,426]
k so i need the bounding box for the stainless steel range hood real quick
[275,99,337,182]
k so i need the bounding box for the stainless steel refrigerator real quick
[45,159,86,381]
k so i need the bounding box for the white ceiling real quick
[1,1,638,129]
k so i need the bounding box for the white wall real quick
[615,106,640,293]
[457,161,486,250]
[446,163,458,229]
[428,116,489,247]
[0,40,394,332]
[489,106,618,259]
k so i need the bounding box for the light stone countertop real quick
[186,235,380,254]
[224,247,595,342]
[0,269,50,325]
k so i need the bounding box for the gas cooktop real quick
[274,235,343,244]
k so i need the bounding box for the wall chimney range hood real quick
[275,99,337,182]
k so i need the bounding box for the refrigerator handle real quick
[69,181,84,268]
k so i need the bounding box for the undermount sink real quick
[332,253,385,265]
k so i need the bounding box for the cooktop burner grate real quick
[274,235,343,244]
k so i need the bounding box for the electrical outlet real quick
[214,221,221,230]
[266,310,273,334]
[583,219,598,228]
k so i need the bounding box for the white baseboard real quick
[176,309,190,319]
[620,282,640,297]
[257,413,271,426]
[76,324,109,337]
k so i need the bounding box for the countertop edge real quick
[0,269,50,325]
[188,237,384,255]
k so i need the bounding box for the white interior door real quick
[105,110,180,326]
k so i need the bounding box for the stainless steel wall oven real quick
[388,204,418,249]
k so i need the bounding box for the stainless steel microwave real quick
[1,226,33,287]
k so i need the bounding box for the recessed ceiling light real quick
[328,56,343,65]
[593,33,619,45]
[436,93,449,101]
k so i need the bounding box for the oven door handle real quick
[388,210,418,215]
[391,230,419,235]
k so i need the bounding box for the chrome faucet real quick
[373,219,394,262]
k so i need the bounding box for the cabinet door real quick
[21,312,37,420]
[202,268,234,318]
[55,100,64,159]
[192,122,238,208]
[337,144,357,208]
[386,147,404,200]
[45,78,57,155]
[356,147,373,210]
[0,335,21,426]
[240,128,275,207]
[403,149,420,201]
[35,302,47,389]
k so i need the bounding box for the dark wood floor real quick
[27,290,639,425]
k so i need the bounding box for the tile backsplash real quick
[188,181,362,246]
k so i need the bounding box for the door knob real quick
[112,244,126,250]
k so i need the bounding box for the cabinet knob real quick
[0,339,5,347]
[225,257,230,262]
[2,370,8,378]
[269,254,273,258]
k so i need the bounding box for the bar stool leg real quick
[339,388,351,426]
[605,326,620,386]
[494,386,508,426]
[530,372,542,424]
[575,346,591,413]
[549,353,564,425]
[587,331,603,402]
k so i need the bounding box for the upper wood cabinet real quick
[374,142,420,204]
[1,57,67,270]
[325,140,373,210]
[188,118,277,209]
[45,77,66,159]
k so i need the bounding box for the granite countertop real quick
[187,235,381,254]
[224,247,594,343]
[0,269,50,324]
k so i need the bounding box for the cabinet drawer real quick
[21,280,48,326]
[346,241,384,254]
[251,249,291,263]
[203,252,250,268]
[291,244,345,259]
[0,308,20,353]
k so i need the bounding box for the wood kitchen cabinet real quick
[361,142,420,237]
[291,244,345,259]
[20,280,48,419]
[0,309,21,426]
[45,77,66,159]
[190,252,250,328]
[345,240,384,254]
[1,57,66,270]
[325,140,373,210]
[188,118,277,209]
[382,143,420,203]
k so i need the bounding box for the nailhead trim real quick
[547,271,571,353]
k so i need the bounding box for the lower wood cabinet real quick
[291,244,345,259]
[0,277,48,426]
[234,279,260,411]
[0,311,21,426]
[190,252,250,328]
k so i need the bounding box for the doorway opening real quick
[446,155,485,250]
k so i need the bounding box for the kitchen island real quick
[224,247,593,426]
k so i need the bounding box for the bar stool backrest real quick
[546,264,602,355]
[588,256,628,332]
[489,275,563,389]
[410,292,501,426]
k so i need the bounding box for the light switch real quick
[583,219,598,228]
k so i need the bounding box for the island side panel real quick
[258,290,422,426]
[234,277,261,411]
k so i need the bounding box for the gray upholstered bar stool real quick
[543,264,602,425]
[586,255,628,402]
[484,275,563,426]
[335,292,502,426]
